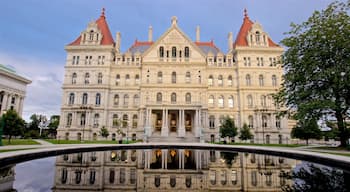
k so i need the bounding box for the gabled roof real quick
[68,8,115,46]
[127,40,153,54]
[234,9,279,48]
[195,41,221,55]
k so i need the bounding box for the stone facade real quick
[0,64,31,117]
[57,9,292,143]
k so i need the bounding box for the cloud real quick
[0,52,64,121]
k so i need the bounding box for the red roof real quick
[68,8,114,46]
[132,40,153,46]
[234,9,279,47]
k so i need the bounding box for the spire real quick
[171,16,178,26]
[244,8,248,18]
[101,8,105,18]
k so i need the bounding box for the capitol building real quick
[57,9,292,144]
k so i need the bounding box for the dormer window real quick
[172,47,176,58]
[184,47,190,58]
[159,47,164,58]
[89,30,94,41]
[255,31,260,45]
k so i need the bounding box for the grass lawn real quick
[44,139,137,144]
[0,148,37,153]
[312,146,349,151]
[2,139,39,145]
[213,142,304,148]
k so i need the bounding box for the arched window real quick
[135,74,140,85]
[125,74,130,85]
[113,114,119,127]
[80,113,86,126]
[185,71,191,83]
[132,114,138,128]
[261,95,267,107]
[184,47,190,58]
[61,168,68,184]
[114,94,119,106]
[95,93,101,105]
[248,115,254,128]
[72,73,77,84]
[98,73,102,84]
[124,94,129,106]
[218,75,223,86]
[228,75,233,86]
[66,113,72,126]
[159,46,164,58]
[276,116,281,129]
[82,93,88,105]
[218,95,224,108]
[122,114,128,128]
[156,92,162,103]
[133,94,139,106]
[228,96,234,108]
[247,95,253,108]
[157,71,163,83]
[84,73,90,84]
[208,75,214,86]
[171,93,176,103]
[93,113,99,127]
[255,31,260,44]
[172,46,176,57]
[262,115,267,128]
[172,72,176,83]
[259,75,264,86]
[246,74,251,86]
[209,115,215,128]
[116,74,120,85]
[208,95,214,107]
[272,75,277,86]
[185,93,191,104]
[68,93,75,105]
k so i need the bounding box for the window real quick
[72,73,77,84]
[171,93,176,103]
[114,94,119,106]
[210,171,216,185]
[156,92,162,103]
[72,56,80,65]
[262,115,267,128]
[269,57,273,66]
[98,73,102,84]
[133,94,139,106]
[122,114,128,128]
[89,170,96,184]
[61,168,67,184]
[276,116,281,129]
[248,115,254,128]
[247,95,253,108]
[159,46,164,58]
[208,75,214,86]
[244,57,247,66]
[132,115,138,128]
[259,75,264,86]
[85,73,90,84]
[218,75,223,86]
[185,71,191,83]
[208,95,214,107]
[125,74,130,85]
[93,114,99,127]
[172,72,176,83]
[80,113,86,126]
[67,113,72,126]
[185,93,191,104]
[228,96,234,108]
[184,47,190,58]
[221,170,227,185]
[124,94,129,106]
[260,57,264,66]
[231,170,237,185]
[218,95,224,108]
[113,114,119,127]
[68,93,75,105]
[135,74,140,85]
[255,31,260,44]
[82,93,88,105]
[228,75,233,86]
[130,169,136,184]
[246,74,251,86]
[251,171,257,186]
[95,93,101,106]
[116,74,120,85]
[261,95,266,107]
[209,115,215,128]
[172,46,176,57]
[157,71,163,83]
[279,134,283,144]
[272,75,277,86]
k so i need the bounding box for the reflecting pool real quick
[1,149,349,191]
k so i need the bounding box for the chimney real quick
[196,26,200,42]
[116,32,121,52]
[228,32,233,51]
[148,26,153,42]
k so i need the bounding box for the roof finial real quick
[244,8,248,18]
[101,8,105,17]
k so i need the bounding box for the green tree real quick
[276,1,350,147]
[48,115,60,137]
[1,109,25,143]
[239,123,253,141]
[291,119,322,145]
[219,117,238,142]
[99,126,109,139]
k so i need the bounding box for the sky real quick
[0,0,337,121]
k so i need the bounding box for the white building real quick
[0,64,31,116]
[57,9,293,144]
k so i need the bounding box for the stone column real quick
[18,97,24,116]
[179,110,185,137]
[145,108,152,137]
[1,92,8,114]
[161,108,169,137]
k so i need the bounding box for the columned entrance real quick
[148,149,201,170]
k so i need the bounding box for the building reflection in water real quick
[52,150,297,191]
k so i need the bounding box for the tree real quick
[291,118,322,145]
[276,1,350,147]
[1,109,25,143]
[239,123,253,141]
[219,117,238,142]
[48,115,60,137]
[99,126,109,139]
